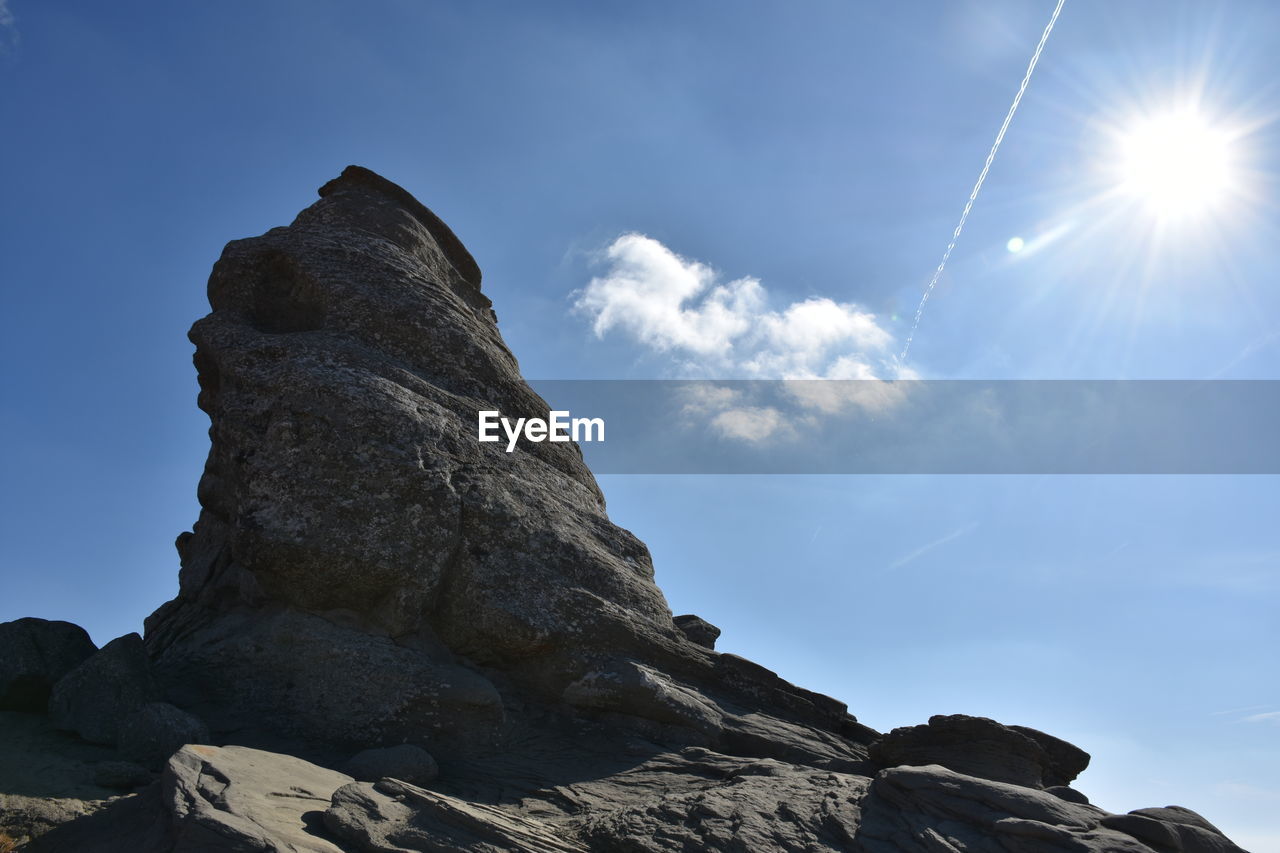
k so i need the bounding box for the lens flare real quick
[1117,111,1238,220]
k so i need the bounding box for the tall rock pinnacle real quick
[141,166,857,759]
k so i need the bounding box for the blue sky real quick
[1,1,1277,848]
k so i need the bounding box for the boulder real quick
[47,633,157,745]
[673,614,721,650]
[1011,723,1091,787]
[563,659,723,735]
[0,618,96,712]
[117,702,210,770]
[1045,784,1090,804]
[856,764,1248,853]
[326,778,588,853]
[23,745,352,852]
[1127,806,1246,853]
[869,713,1085,788]
[162,745,350,852]
[343,744,438,785]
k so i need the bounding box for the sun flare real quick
[1116,111,1238,220]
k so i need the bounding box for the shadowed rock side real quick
[6,168,1250,852]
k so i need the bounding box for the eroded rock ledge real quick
[4,168,1249,853]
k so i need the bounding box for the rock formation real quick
[0,167,1250,852]
[0,619,96,713]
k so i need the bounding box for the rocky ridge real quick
[0,167,1250,852]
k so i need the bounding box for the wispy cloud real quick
[1241,710,1280,726]
[676,385,794,444]
[574,234,902,380]
[0,1,17,54]
[1212,706,1280,727]
[1214,781,1280,804]
[1210,704,1271,717]
[887,522,979,571]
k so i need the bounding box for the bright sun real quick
[1117,111,1238,220]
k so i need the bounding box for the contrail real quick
[899,0,1067,363]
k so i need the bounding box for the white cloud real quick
[1242,711,1280,726]
[782,377,911,416]
[708,406,791,444]
[674,384,798,445]
[575,233,902,379]
[0,1,16,53]
[576,234,918,444]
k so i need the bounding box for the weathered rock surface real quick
[162,745,349,852]
[855,764,1248,853]
[343,744,438,785]
[47,633,158,745]
[0,794,114,848]
[22,743,1253,853]
[0,618,96,712]
[868,714,1088,789]
[11,168,1250,852]
[117,702,210,770]
[673,614,721,649]
[326,778,589,853]
[91,761,152,790]
[140,164,863,766]
[26,745,350,853]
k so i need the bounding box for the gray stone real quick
[1044,784,1090,804]
[162,744,349,852]
[151,608,505,752]
[91,761,152,790]
[869,713,1080,788]
[1129,806,1247,853]
[579,751,868,852]
[24,741,1254,853]
[326,778,588,853]
[22,787,172,853]
[673,614,721,650]
[48,633,157,745]
[0,794,113,849]
[853,764,1249,853]
[857,764,1162,852]
[141,166,857,762]
[1130,804,1227,833]
[0,618,97,712]
[117,702,210,770]
[1010,723,1091,787]
[563,658,724,735]
[343,743,438,784]
[0,710,120,801]
[1101,812,1184,850]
